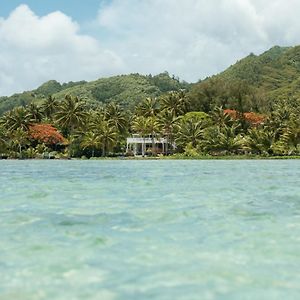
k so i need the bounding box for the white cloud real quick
[97,0,300,82]
[0,5,124,96]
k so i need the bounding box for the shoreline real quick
[1,155,300,161]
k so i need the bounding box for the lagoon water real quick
[0,160,300,300]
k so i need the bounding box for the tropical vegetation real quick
[0,90,299,159]
[0,45,300,159]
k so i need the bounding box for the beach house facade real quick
[126,134,175,156]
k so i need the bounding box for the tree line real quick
[0,89,299,159]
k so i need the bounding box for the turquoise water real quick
[0,160,300,300]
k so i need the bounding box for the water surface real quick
[0,160,300,299]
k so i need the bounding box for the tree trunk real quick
[142,137,145,156]
[19,144,22,158]
[169,135,174,154]
[151,135,155,156]
[165,135,169,155]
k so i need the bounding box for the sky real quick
[1,0,300,96]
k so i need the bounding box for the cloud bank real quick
[0,5,123,96]
[97,0,300,82]
[1,1,300,96]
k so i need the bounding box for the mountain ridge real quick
[0,72,189,114]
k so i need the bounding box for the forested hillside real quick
[188,45,300,113]
[0,72,189,115]
[219,45,300,100]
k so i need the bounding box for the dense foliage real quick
[188,45,300,113]
[0,90,299,159]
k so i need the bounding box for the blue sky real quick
[1,0,105,21]
[1,0,300,96]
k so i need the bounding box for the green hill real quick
[0,72,189,115]
[216,45,300,100]
[189,45,300,112]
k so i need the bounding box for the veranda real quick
[126,134,175,156]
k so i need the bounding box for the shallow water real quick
[0,160,299,300]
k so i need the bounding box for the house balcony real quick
[126,137,168,144]
[126,134,175,156]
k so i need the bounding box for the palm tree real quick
[9,128,29,158]
[216,125,243,153]
[243,127,275,155]
[104,103,128,134]
[136,97,160,117]
[131,116,159,155]
[176,119,204,149]
[1,107,31,132]
[0,124,7,154]
[200,126,220,153]
[80,131,101,157]
[87,109,106,133]
[279,118,300,153]
[41,96,59,119]
[266,98,299,141]
[65,134,77,158]
[55,95,87,135]
[146,117,160,155]
[210,106,235,127]
[26,102,43,123]
[177,89,190,113]
[97,121,118,156]
[131,116,149,156]
[157,109,180,154]
[201,124,243,154]
[160,90,189,117]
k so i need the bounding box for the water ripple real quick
[0,160,300,299]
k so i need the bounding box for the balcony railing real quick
[127,137,168,144]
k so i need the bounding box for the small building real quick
[126,134,175,156]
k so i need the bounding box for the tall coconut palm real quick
[131,116,149,156]
[55,95,87,135]
[41,96,59,119]
[160,90,189,117]
[104,103,128,134]
[26,102,43,123]
[177,89,190,112]
[96,121,118,156]
[80,131,101,157]
[136,97,160,118]
[157,109,180,154]
[146,117,160,155]
[88,109,106,132]
[132,116,159,155]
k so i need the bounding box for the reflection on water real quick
[0,160,300,300]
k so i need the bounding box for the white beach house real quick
[126,134,175,156]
